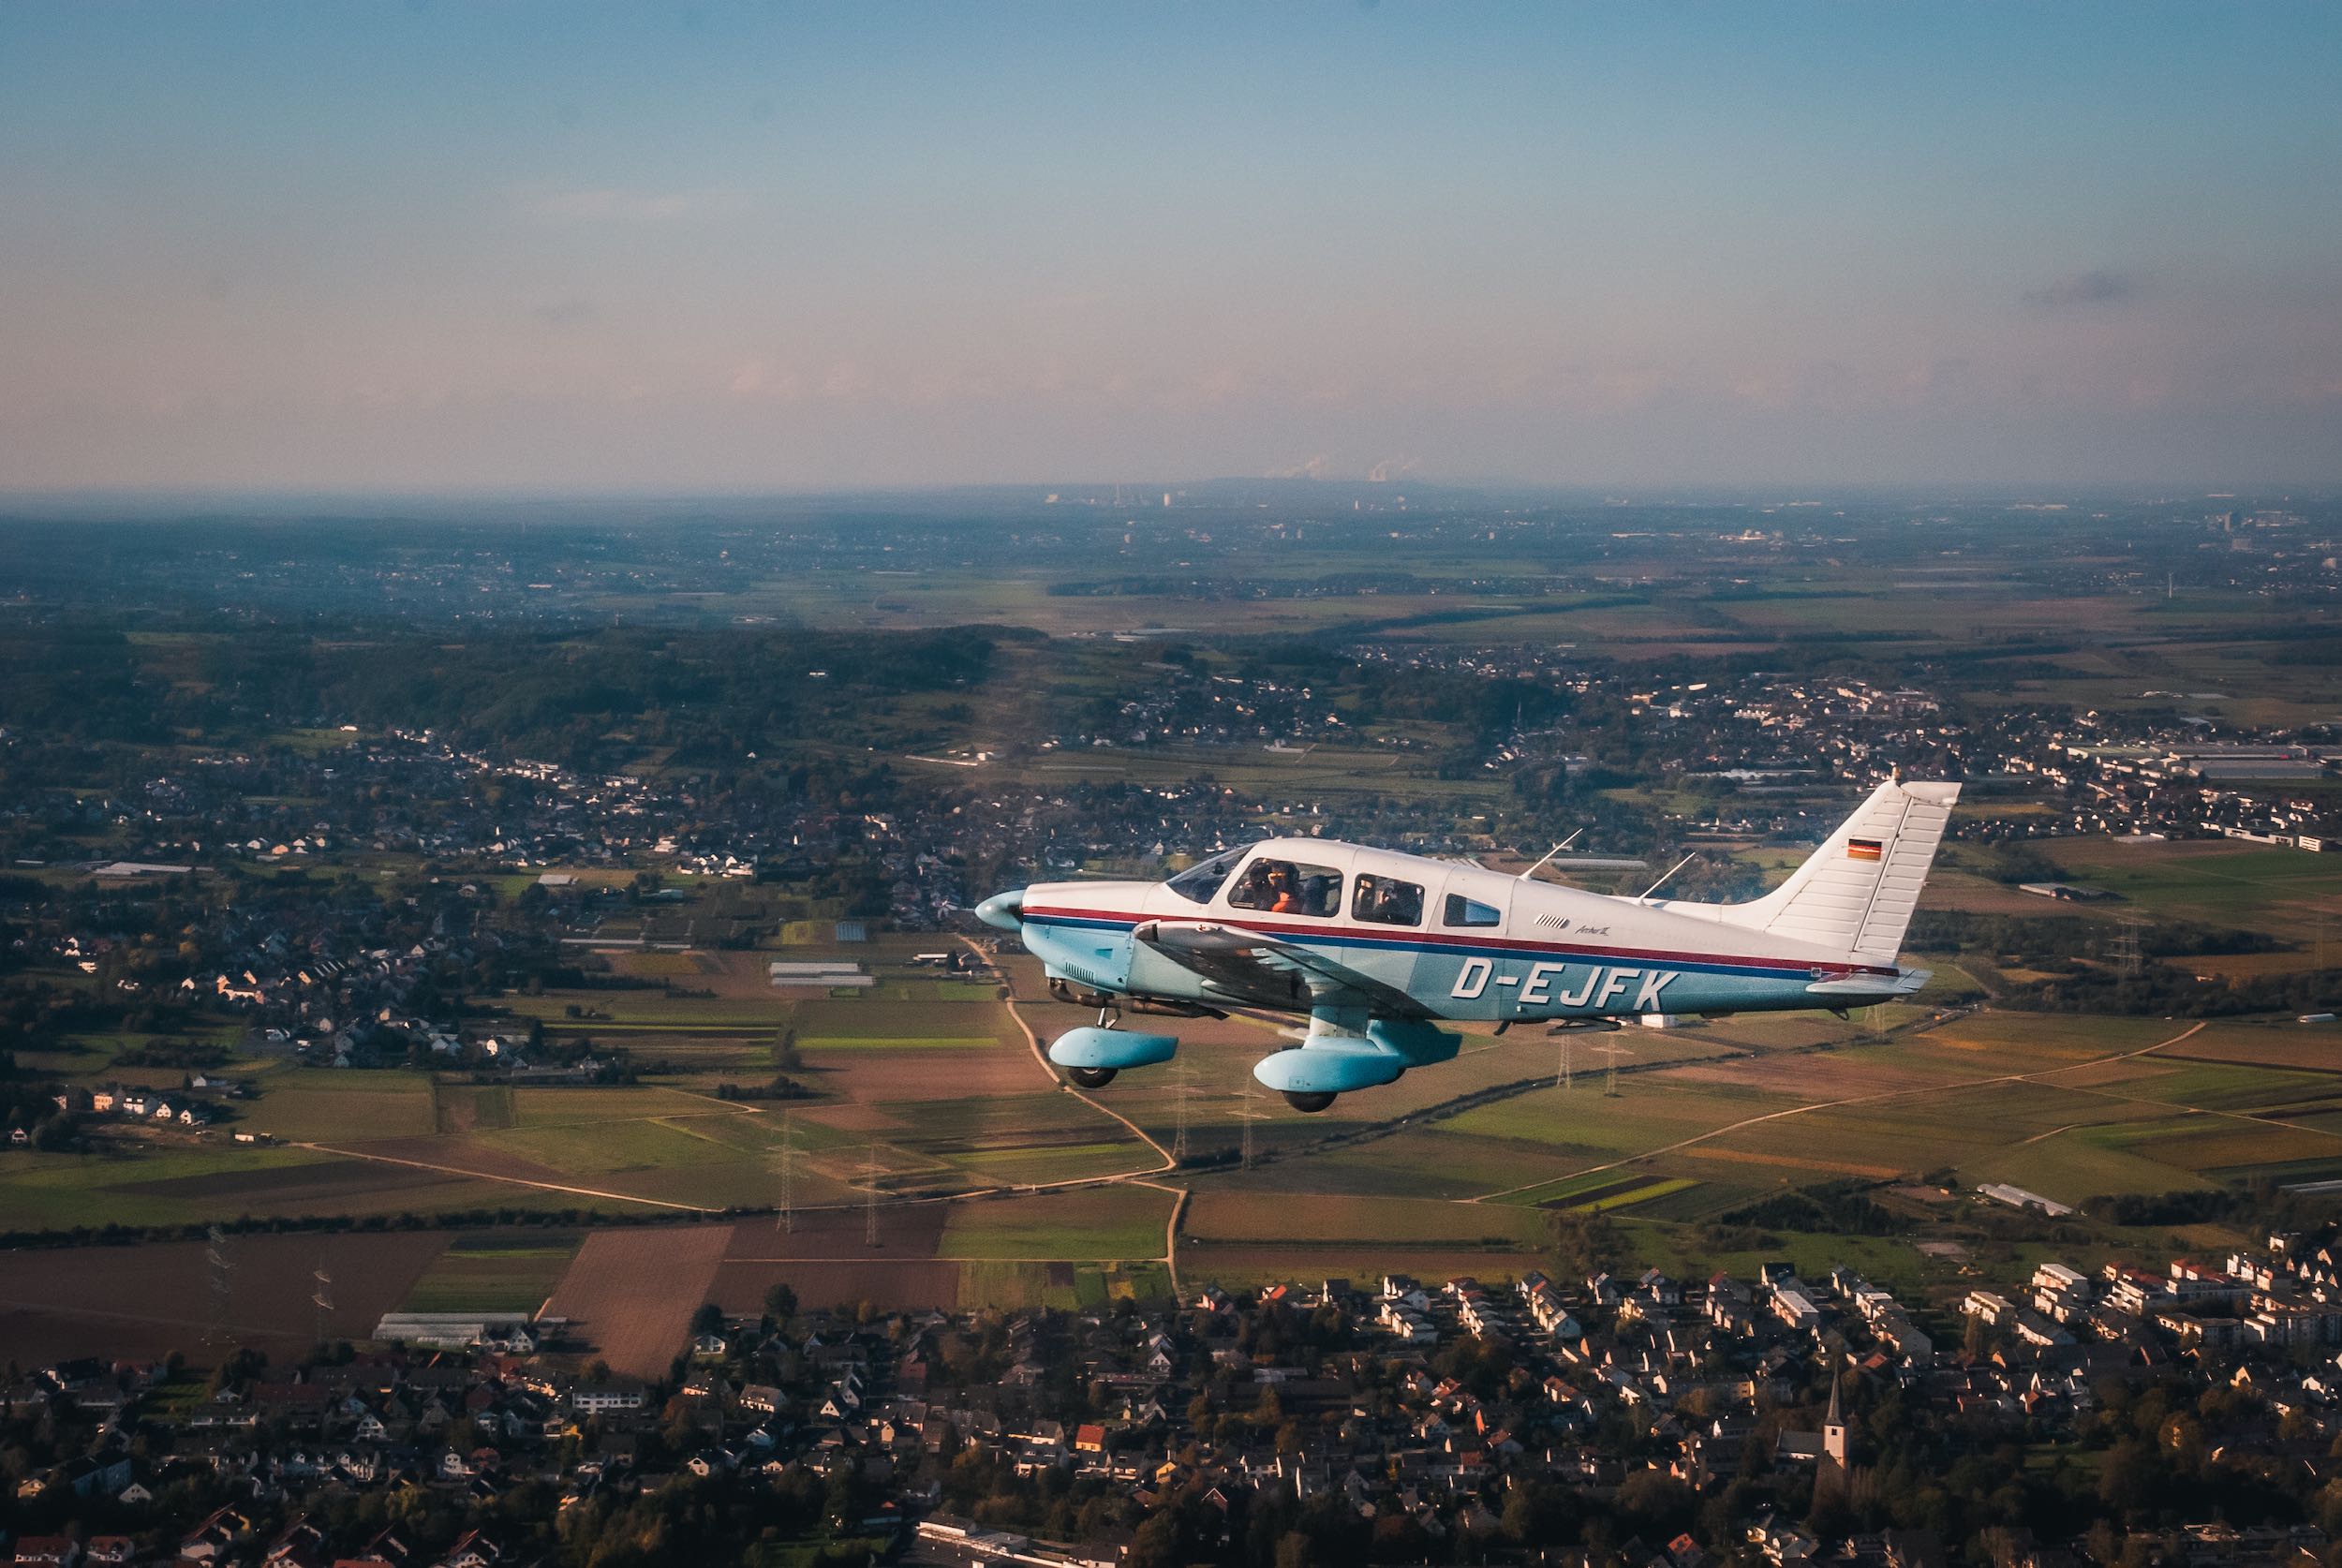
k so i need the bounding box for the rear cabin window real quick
[1226,857,1342,918]
[1353,874,1425,926]
[1444,894,1504,928]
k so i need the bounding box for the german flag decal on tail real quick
[1847,837,1884,861]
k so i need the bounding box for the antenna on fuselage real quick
[1637,852,1698,902]
[1516,829,1584,882]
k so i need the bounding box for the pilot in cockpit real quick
[1232,859,1312,915]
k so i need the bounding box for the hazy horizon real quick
[5,1,2338,492]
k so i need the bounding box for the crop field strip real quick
[10,896,2339,1353]
[401,1233,583,1314]
[1461,1020,2212,1205]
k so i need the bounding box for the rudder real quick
[1721,778,1961,963]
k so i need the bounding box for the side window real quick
[1353,874,1425,927]
[1445,893,1503,928]
[1226,858,1343,917]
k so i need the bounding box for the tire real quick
[1066,1066,1118,1089]
[1283,1090,1337,1114]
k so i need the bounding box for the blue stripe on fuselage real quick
[1024,911,1829,983]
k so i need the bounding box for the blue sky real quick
[3,2,2337,491]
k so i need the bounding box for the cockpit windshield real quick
[1166,847,1246,905]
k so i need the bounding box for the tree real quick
[1504,1481,1579,1546]
[2098,1437,2161,1516]
[1616,1470,1696,1539]
[763,1282,798,1322]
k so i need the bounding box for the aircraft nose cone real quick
[976,889,1026,932]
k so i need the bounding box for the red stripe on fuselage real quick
[1019,903,1896,979]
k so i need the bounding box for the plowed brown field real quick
[541,1223,733,1377]
[0,1231,449,1367]
[711,1205,958,1314]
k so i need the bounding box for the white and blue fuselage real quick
[1006,839,1910,1028]
[979,779,1956,1110]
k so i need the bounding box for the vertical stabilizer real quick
[1718,778,1961,963]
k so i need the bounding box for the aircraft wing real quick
[1132,920,1433,1019]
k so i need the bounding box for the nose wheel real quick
[1282,1090,1337,1114]
[1066,1066,1118,1089]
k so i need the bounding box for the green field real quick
[241,1070,439,1142]
[13,943,2342,1321]
[402,1233,582,1312]
[2043,842,2342,934]
[938,1187,1172,1261]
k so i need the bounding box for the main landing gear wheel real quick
[1283,1090,1337,1114]
[1066,1066,1118,1089]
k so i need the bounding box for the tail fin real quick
[1718,778,1961,964]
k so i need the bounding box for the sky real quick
[3,2,2339,494]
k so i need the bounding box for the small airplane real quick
[976,777,1959,1113]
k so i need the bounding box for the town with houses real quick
[11,1229,2342,1568]
[9,657,2341,938]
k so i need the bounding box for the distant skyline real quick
[3,2,2338,492]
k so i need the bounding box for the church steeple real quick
[1822,1365,1849,1465]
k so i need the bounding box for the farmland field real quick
[936,1186,1171,1261]
[9,926,2342,1366]
[542,1223,734,1377]
[0,1231,450,1365]
[1183,1190,1547,1250]
[402,1233,582,1313]
[711,1207,962,1318]
[242,1069,439,1142]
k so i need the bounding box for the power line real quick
[777,1107,793,1235]
[205,1224,234,1350]
[1238,1082,1267,1171]
[1171,1070,1192,1165]
[1598,1040,1627,1098]
[312,1252,334,1347]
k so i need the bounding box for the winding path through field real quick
[972,939,1178,1176]
[966,936,1186,1292]
[1469,1019,2210,1204]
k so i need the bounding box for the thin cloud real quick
[523,186,746,222]
[2025,269,2142,308]
[531,298,597,325]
